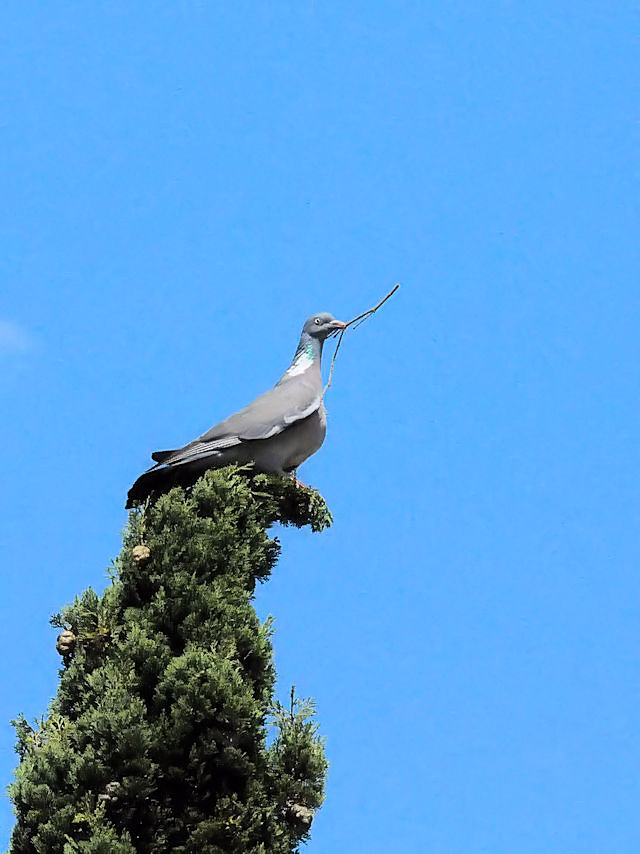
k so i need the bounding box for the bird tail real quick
[126,466,163,509]
[125,459,209,509]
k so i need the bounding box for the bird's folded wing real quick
[150,379,321,468]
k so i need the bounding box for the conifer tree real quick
[8,467,330,854]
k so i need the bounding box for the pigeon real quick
[126,312,346,508]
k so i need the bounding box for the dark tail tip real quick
[126,467,166,509]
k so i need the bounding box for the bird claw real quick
[288,469,307,489]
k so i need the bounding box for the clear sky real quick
[1,3,638,851]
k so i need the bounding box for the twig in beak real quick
[323,283,400,395]
[344,283,400,330]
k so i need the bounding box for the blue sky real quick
[1,2,639,851]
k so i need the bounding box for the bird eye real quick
[314,317,321,325]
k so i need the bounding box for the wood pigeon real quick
[126,312,346,508]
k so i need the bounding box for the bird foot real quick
[287,469,307,489]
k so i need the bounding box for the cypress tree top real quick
[9,468,331,854]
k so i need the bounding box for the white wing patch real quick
[283,397,320,425]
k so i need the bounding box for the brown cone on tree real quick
[131,544,151,563]
[56,630,77,656]
[286,803,314,828]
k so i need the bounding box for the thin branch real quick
[323,283,400,395]
[323,328,346,394]
[342,282,400,331]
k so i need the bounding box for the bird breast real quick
[251,402,327,473]
[283,403,327,469]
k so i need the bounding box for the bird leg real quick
[289,468,307,489]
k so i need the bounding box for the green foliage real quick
[8,468,330,853]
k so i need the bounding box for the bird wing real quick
[150,376,322,468]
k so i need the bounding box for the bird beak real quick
[329,320,347,330]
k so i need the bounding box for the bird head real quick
[302,313,347,341]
